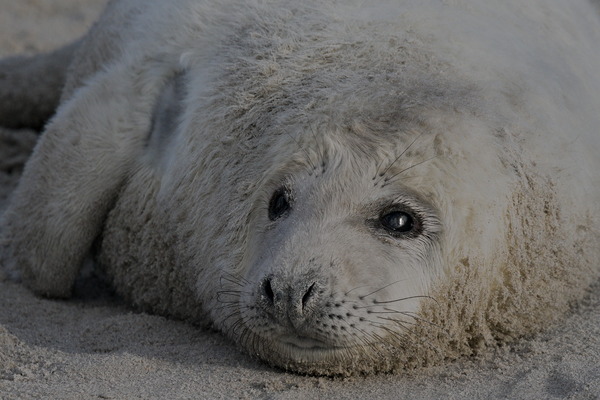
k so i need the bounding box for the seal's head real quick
[235,134,443,374]
[210,102,508,374]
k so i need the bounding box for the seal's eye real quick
[268,187,291,221]
[380,211,415,234]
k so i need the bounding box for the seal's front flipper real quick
[0,62,161,298]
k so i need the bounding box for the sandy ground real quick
[1,1,599,399]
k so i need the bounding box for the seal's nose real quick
[260,275,319,328]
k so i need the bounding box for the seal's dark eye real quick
[380,211,415,233]
[268,187,291,221]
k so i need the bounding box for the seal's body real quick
[1,0,599,375]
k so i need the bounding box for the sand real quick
[1,1,599,399]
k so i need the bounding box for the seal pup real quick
[1,0,599,375]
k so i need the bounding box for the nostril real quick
[262,277,274,305]
[301,282,316,310]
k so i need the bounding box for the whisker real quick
[219,310,243,327]
[372,295,436,305]
[359,280,406,300]
[214,304,239,312]
[375,315,420,327]
[216,289,248,295]
[216,290,251,304]
[377,324,411,339]
[219,273,250,288]
[391,314,445,331]
[367,310,416,316]
[382,155,438,186]
[282,129,316,171]
[344,284,371,296]
[374,131,424,182]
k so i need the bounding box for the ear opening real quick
[0,62,167,298]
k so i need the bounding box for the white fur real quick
[1,0,599,375]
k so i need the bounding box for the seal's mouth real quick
[259,333,370,376]
[280,334,332,350]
